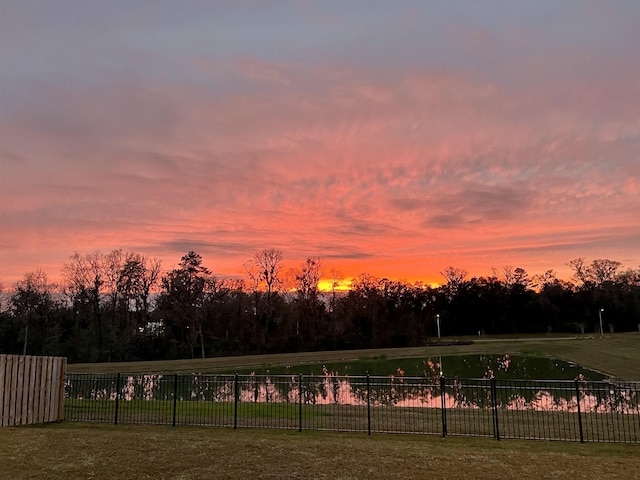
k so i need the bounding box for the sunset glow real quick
[1,2,639,287]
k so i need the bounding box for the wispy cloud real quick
[1,2,639,284]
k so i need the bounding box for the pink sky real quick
[1,1,639,287]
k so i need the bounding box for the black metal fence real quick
[64,373,640,443]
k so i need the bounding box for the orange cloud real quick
[2,43,640,286]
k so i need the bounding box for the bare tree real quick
[140,256,162,311]
[253,248,283,347]
[568,258,622,285]
[502,266,530,289]
[567,258,587,284]
[63,251,106,360]
[440,266,468,299]
[329,268,344,311]
[290,257,324,336]
[441,266,468,286]
[62,249,162,361]
[590,259,621,284]
[615,267,640,286]
[118,253,161,314]
[12,269,53,355]
[103,249,124,361]
[117,253,162,347]
[292,257,324,302]
[531,269,557,289]
[243,258,262,345]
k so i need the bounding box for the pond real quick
[66,354,627,422]
[238,354,607,381]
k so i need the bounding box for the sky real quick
[1,0,639,288]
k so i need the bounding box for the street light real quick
[436,313,441,340]
[599,308,605,337]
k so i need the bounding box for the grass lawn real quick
[67,332,640,380]
[5,334,637,479]
[1,422,638,480]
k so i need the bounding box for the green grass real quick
[67,332,640,380]
[63,398,640,443]
[4,334,638,479]
[1,422,638,480]
[65,399,327,422]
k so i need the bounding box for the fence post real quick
[233,373,238,430]
[366,373,371,435]
[575,378,584,443]
[114,373,120,425]
[490,377,500,441]
[298,374,303,432]
[440,375,447,438]
[172,374,178,427]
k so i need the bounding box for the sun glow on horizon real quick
[317,277,440,292]
[317,278,350,293]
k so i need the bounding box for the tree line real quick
[1,250,639,363]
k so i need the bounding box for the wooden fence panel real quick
[43,357,51,423]
[9,356,18,425]
[0,356,4,423]
[17,356,25,425]
[28,356,37,424]
[37,357,46,424]
[0,355,8,426]
[0,355,66,427]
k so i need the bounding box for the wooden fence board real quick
[6,356,14,426]
[2,356,9,426]
[28,356,37,424]
[45,357,53,422]
[37,357,46,424]
[16,355,25,425]
[0,355,6,426]
[32,357,39,424]
[9,355,19,426]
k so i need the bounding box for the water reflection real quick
[67,370,639,415]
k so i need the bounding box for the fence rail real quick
[1,355,67,427]
[64,373,640,443]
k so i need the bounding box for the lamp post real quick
[436,313,441,340]
[599,308,604,337]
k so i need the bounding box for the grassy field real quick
[64,398,640,443]
[1,422,638,480]
[5,334,639,479]
[67,332,640,380]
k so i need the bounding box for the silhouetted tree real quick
[440,266,468,300]
[252,248,283,348]
[11,269,55,355]
[62,251,107,361]
[3,251,640,361]
[568,258,622,286]
[116,253,162,359]
[157,251,211,358]
[290,257,325,341]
